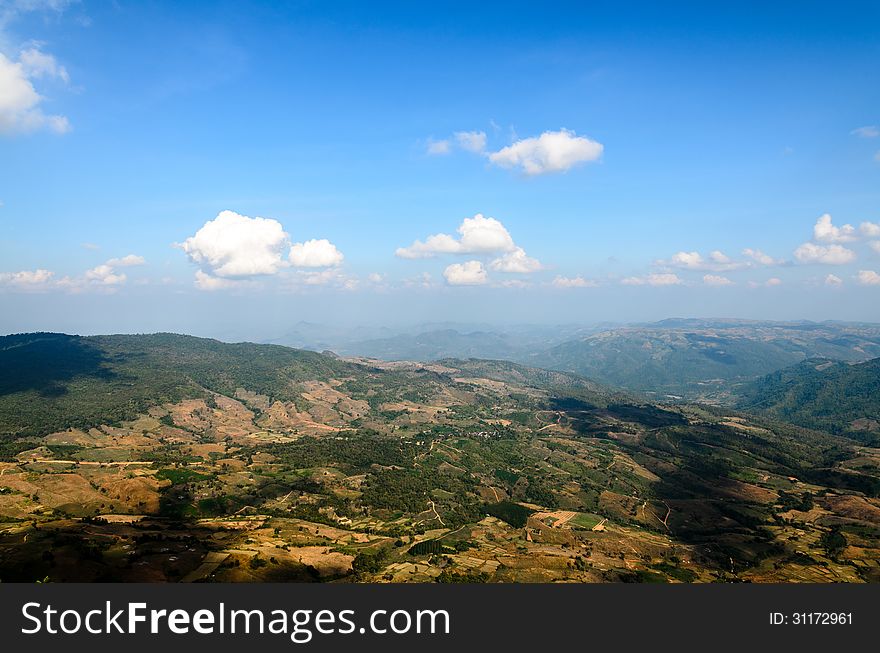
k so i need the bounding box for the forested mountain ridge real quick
[736,357,880,444]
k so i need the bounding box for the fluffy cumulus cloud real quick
[857,270,880,286]
[488,129,603,176]
[794,242,856,265]
[0,268,54,290]
[870,241,880,254]
[703,274,733,286]
[621,273,682,286]
[180,210,344,289]
[813,214,856,243]
[552,275,598,288]
[180,210,290,277]
[289,239,344,268]
[397,214,517,258]
[0,49,70,134]
[443,260,487,286]
[489,247,542,273]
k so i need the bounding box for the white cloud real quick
[621,273,682,286]
[105,254,146,267]
[443,260,487,286]
[870,241,880,254]
[289,238,344,268]
[552,275,598,288]
[765,277,782,287]
[861,221,880,238]
[396,213,516,258]
[794,242,856,265]
[852,126,879,138]
[367,272,385,284]
[489,247,542,273]
[84,264,126,286]
[0,268,53,289]
[0,50,70,134]
[813,213,856,243]
[856,270,880,286]
[703,274,733,286]
[426,138,451,155]
[742,248,781,266]
[825,274,843,287]
[454,130,487,153]
[180,210,290,277]
[488,129,603,176]
[19,47,68,83]
[662,250,742,272]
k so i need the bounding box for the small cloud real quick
[621,273,682,286]
[813,214,856,243]
[703,274,733,286]
[106,254,146,267]
[825,274,843,287]
[454,130,487,153]
[84,264,126,286]
[661,250,743,272]
[861,222,880,237]
[870,241,880,254]
[851,126,879,138]
[289,238,344,268]
[552,275,598,288]
[794,242,856,265]
[749,277,782,288]
[488,128,603,176]
[742,248,781,266]
[443,260,487,286]
[426,138,451,155]
[856,270,880,286]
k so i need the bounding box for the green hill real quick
[736,357,880,443]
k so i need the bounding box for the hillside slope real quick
[736,357,880,443]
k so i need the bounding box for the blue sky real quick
[1,0,880,337]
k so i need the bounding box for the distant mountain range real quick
[271,319,880,401]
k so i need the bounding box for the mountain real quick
[529,320,880,400]
[736,357,880,443]
[1,332,879,583]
